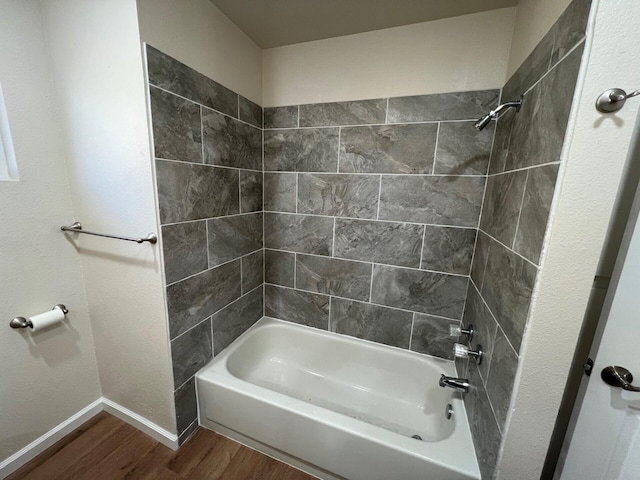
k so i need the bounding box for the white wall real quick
[497,0,640,477]
[262,8,516,107]
[505,0,571,78]
[41,0,175,432]
[137,0,262,105]
[0,0,101,462]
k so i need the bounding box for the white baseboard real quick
[0,397,179,479]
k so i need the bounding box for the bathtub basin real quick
[196,317,480,480]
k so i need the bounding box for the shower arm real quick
[487,96,523,120]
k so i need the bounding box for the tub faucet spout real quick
[439,374,470,394]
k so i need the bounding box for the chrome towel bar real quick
[61,222,157,244]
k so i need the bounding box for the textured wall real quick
[146,46,264,442]
[459,0,591,477]
[263,90,498,358]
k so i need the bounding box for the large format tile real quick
[481,240,537,353]
[485,329,519,432]
[263,172,297,212]
[462,283,498,382]
[295,254,372,301]
[203,109,262,170]
[146,45,238,117]
[150,87,202,163]
[161,221,208,284]
[379,176,485,227]
[339,124,437,174]
[156,160,239,224]
[264,128,339,172]
[171,319,213,388]
[265,249,295,287]
[264,106,298,129]
[207,213,263,267]
[370,265,467,318]
[265,285,329,330]
[166,260,241,339]
[174,377,197,435]
[297,173,379,219]
[435,121,493,175]
[479,171,527,247]
[410,314,457,360]
[212,288,263,354]
[506,45,583,171]
[487,111,515,175]
[514,164,560,264]
[330,298,412,348]
[387,90,499,123]
[470,231,490,289]
[264,213,333,256]
[239,96,262,128]
[334,218,423,268]
[550,0,591,65]
[241,250,263,293]
[299,99,386,127]
[421,226,476,275]
[240,171,263,213]
[466,362,502,480]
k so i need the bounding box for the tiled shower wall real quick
[459,0,591,478]
[263,91,499,358]
[146,46,264,442]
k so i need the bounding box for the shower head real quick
[474,95,524,131]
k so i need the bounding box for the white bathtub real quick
[196,317,480,480]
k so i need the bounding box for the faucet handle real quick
[453,342,483,365]
[449,324,474,341]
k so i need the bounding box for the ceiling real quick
[209,0,520,49]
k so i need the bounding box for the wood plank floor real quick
[7,412,317,480]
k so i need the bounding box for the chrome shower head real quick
[474,95,524,131]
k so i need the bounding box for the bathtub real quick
[196,317,480,480]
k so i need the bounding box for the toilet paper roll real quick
[29,308,65,332]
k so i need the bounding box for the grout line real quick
[376,176,383,220]
[384,98,389,124]
[238,169,242,213]
[297,105,300,128]
[174,372,199,394]
[418,224,427,269]
[488,161,561,177]
[205,220,211,268]
[479,227,539,269]
[295,173,299,213]
[408,313,415,349]
[200,106,205,164]
[512,170,529,249]
[432,122,440,175]
[161,211,262,227]
[293,253,297,288]
[368,263,375,302]
[263,118,481,131]
[331,218,336,256]
[237,95,240,120]
[211,314,215,358]
[240,257,244,296]
[337,127,342,172]
[258,168,487,178]
[155,157,263,173]
[328,295,332,332]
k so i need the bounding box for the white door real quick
[560,166,640,478]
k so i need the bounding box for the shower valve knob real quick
[453,343,483,365]
[449,324,474,342]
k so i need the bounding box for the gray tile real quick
[506,44,583,172]
[264,128,339,172]
[146,45,237,117]
[264,172,297,212]
[466,362,502,480]
[479,171,527,247]
[203,109,262,171]
[207,213,263,267]
[378,176,485,227]
[174,377,197,434]
[550,0,591,66]
[435,121,493,175]
[150,87,202,163]
[410,314,457,360]
[264,106,298,129]
[240,171,263,213]
[421,226,476,275]
[296,254,372,301]
[481,240,537,353]
[462,283,498,382]
[485,329,519,432]
[166,260,241,339]
[212,288,263,354]
[265,285,329,330]
[334,219,423,268]
[242,250,263,293]
[339,124,437,174]
[156,160,239,224]
[514,164,560,264]
[264,213,333,256]
[330,298,412,348]
[171,318,212,388]
[488,111,515,175]
[265,249,295,287]
[161,222,208,284]
[299,99,386,127]
[371,265,467,318]
[470,230,491,289]
[387,90,499,123]
[239,96,262,128]
[297,173,379,219]
[178,420,199,446]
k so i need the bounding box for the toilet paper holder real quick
[10,304,68,329]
